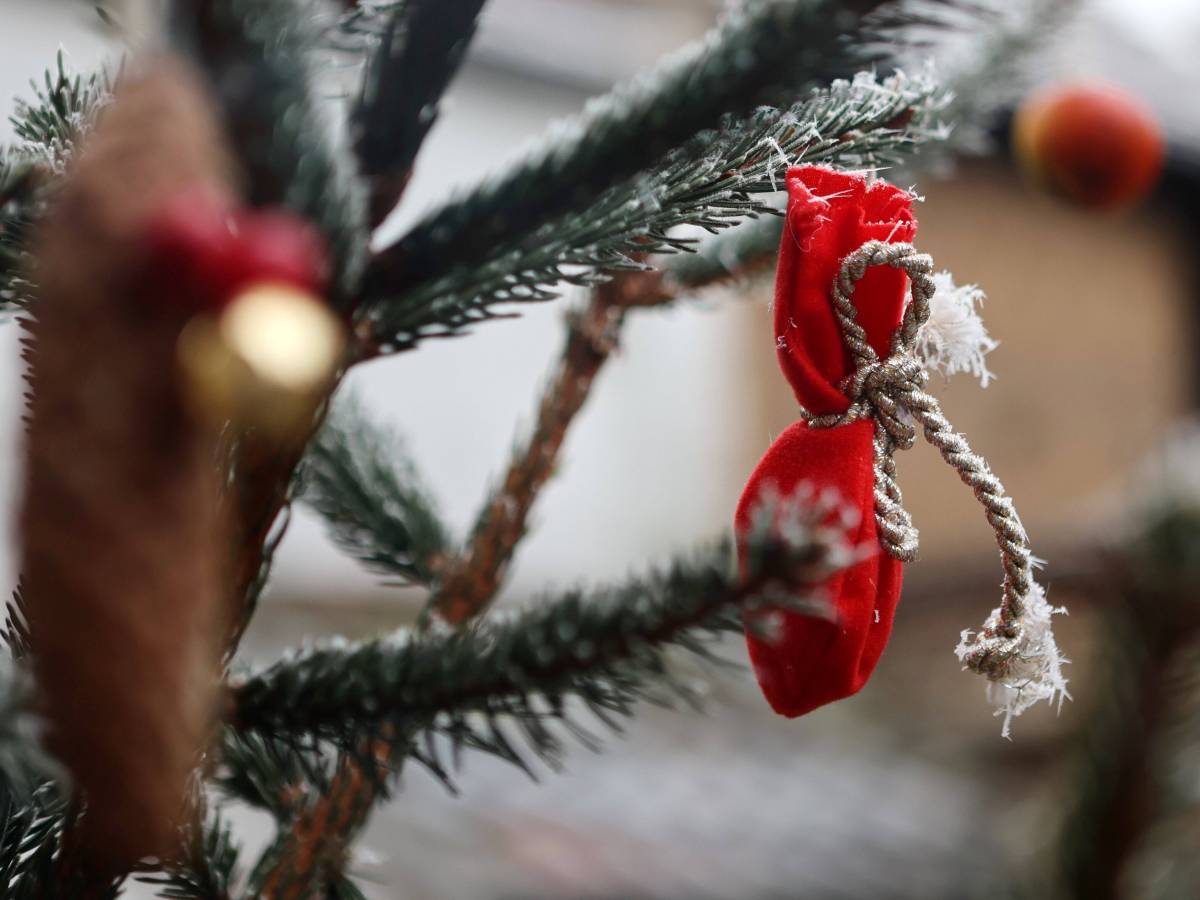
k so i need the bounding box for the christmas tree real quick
[5,1,1192,897]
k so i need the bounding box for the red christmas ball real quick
[142,186,236,311]
[144,190,330,312]
[222,210,330,299]
[1013,82,1164,210]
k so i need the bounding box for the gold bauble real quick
[178,282,344,441]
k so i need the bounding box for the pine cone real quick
[21,59,236,868]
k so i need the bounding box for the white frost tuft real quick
[955,577,1070,739]
[914,271,998,387]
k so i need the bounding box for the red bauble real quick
[1013,82,1164,210]
[142,190,342,440]
[143,190,330,311]
[225,210,331,298]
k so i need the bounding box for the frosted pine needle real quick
[914,271,998,386]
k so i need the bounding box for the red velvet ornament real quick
[143,188,330,310]
[736,166,916,718]
[1013,82,1164,210]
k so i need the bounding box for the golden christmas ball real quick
[178,282,345,441]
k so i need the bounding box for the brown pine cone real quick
[20,58,236,869]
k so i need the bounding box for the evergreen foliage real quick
[358,66,947,352]
[0,158,37,312]
[8,53,110,171]
[360,0,908,310]
[170,0,371,302]
[0,0,1103,896]
[0,656,56,802]
[135,794,240,900]
[300,396,451,587]
[1,54,110,312]
[233,496,847,777]
[216,731,337,817]
[0,784,72,900]
[1048,502,1200,899]
[353,0,487,223]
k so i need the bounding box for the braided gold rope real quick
[803,240,1030,678]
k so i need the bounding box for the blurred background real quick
[3,0,1200,897]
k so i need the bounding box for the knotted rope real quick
[803,239,1032,680]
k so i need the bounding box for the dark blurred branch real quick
[300,398,452,587]
[171,0,370,303]
[1050,503,1200,898]
[353,0,488,226]
[1053,608,1194,898]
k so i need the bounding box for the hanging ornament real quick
[147,191,345,442]
[177,283,344,439]
[1013,82,1164,210]
[736,166,1067,734]
[21,60,237,868]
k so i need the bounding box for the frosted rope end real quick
[956,577,1070,738]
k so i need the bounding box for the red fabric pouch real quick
[735,165,917,717]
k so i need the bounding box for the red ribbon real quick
[736,166,917,717]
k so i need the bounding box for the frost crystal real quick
[955,576,1070,739]
[914,271,998,387]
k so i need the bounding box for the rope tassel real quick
[808,240,1068,734]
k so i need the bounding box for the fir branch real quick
[9,52,111,172]
[931,0,1079,158]
[1050,502,1200,898]
[308,249,766,609]
[327,873,370,900]
[1,54,111,312]
[0,783,124,900]
[430,268,670,625]
[216,731,337,818]
[660,212,785,289]
[0,784,70,900]
[0,590,63,805]
[233,492,850,898]
[353,0,488,225]
[327,1,410,48]
[171,0,370,304]
[0,158,40,313]
[0,601,109,900]
[356,68,947,353]
[299,396,451,586]
[169,0,369,650]
[0,657,59,804]
[2,585,33,662]
[250,271,673,895]
[359,0,901,314]
[232,494,851,771]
